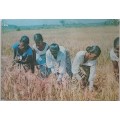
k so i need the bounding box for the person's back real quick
[59,46,73,78]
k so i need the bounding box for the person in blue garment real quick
[12,35,34,73]
[110,37,119,82]
[32,33,51,78]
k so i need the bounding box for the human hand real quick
[15,56,22,62]
[57,80,62,85]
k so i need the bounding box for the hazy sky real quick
[3,19,107,26]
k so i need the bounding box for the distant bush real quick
[104,19,119,26]
[16,27,21,31]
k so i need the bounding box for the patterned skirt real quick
[12,60,34,73]
[78,65,90,87]
[69,65,90,89]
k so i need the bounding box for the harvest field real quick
[1,26,119,100]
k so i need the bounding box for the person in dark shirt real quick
[12,35,34,73]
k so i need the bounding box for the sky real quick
[2,19,107,26]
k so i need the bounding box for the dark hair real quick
[114,37,119,48]
[20,36,29,45]
[50,43,60,52]
[86,45,101,58]
[34,33,43,42]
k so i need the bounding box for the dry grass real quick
[1,26,119,100]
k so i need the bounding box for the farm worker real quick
[46,43,72,84]
[32,33,51,78]
[12,35,34,73]
[72,45,101,91]
[110,37,119,82]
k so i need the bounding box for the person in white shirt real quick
[33,33,51,78]
[72,45,101,91]
[46,43,72,84]
[110,37,119,82]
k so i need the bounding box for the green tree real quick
[1,20,8,33]
[60,20,66,26]
[16,27,21,31]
